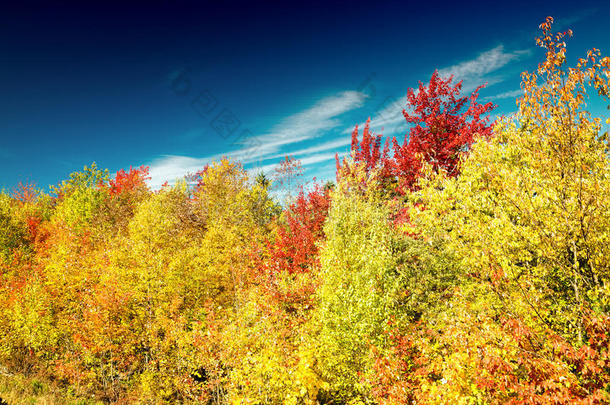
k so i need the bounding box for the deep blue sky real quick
[1,1,609,190]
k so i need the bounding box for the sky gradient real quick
[1,1,609,190]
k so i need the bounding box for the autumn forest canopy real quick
[2,18,610,404]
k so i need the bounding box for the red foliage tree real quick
[341,72,495,195]
[392,71,495,192]
[248,183,330,316]
[108,166,150,195]
[266,184,330,276]
[336,119,393,184]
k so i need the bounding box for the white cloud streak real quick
[437,45,530,81]
[147,91,366,188]
[147,155,208,189]
[554,8,597,30]
[255,136,352,163]
[485,88,523,101]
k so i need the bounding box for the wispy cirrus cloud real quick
[484,88,523,101]
[148,155,208,188]
[252,136,352,165]
[239,90,366,161]
[148,91,366,188]
[437,45,530,82]
[554,8,597,30]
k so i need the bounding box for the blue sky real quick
[1,1,609,190]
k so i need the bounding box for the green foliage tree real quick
[311,161,411,401]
